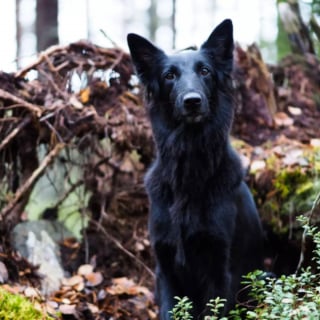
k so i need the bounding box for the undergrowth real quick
[170,193,320,320]
[0,287,54,320]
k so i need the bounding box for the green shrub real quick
[170,194,320,319]
[0,287,54,320]
[169,296,193,320]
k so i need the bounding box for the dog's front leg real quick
[155,266,177,320]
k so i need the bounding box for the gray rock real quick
[11,220,74,295]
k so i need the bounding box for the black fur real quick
[127,19,263,319]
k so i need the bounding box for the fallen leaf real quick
[85,272,103,287]
[310,139,320,147]
[46,300,59,309]
[87,303,99,314]
[62,275,83,287]
[272,145,285,157]
[59,304,76,315]
[250,160,266,173]
[240,154,250,169]
[74,281,85,292]
[135,242,145,252]
[69,95,84,110]
[24,287,40,298]
[62,238,80,249]
[97,289,106,300]
[78,264,94,276]
[274,112,294,127]
[288,106,302,116]
[45,300,58,314]
[283,149,306,166]
[61,298,71,305]
[79,87,90,103]
[120,156,134,173]
[33,301,43,313]
[143,239,150,246]
[106,277,153,297]
[1,284,21,294]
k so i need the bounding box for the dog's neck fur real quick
[149,109,243,198]
[149,111,243,266]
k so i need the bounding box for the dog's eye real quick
[200,67,210,76]
[164,72,175,80]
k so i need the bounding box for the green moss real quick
[0,287,55,320]
[264,152,278,171]
[260,148,320,234]
[274,168,309,200]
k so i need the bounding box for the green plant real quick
[170,192,320,319]
[205,297,227,320]
[169,296,228,320]
[0,287,54,320]
[260,150,320,234]
[236,204,320,319]
[169,296,193,320]
[240,269,320,319]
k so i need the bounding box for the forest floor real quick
[0,41,320,319]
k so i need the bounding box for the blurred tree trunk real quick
[15,0,22,69]
[277,0,314,55]
[171,0,176,49]
[148,0,158,42]
[85,0,92,40]
[36,0,59,51]
[277,9,291,60]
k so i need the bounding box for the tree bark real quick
[277,0,314,55]
[36,0,59,51]
[15,0,22,69]
[148,0,158,42]
[171,0,176,49]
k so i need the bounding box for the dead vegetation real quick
[0,40,320,319]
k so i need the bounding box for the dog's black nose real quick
[183,92,202,110]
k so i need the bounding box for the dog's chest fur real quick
[146,126,242,266]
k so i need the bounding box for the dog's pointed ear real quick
[201,19,234,65]
[127,33,165,82]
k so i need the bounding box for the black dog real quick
[127,19,263,319]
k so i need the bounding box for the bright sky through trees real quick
[0,0,279,71]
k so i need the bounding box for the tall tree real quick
[277,8,291,60]
[171,0,176,49]
[277,0,314,55]
[36,0,59,51]
[148,0,158,42]
[15,0,22,68]
[311,0,320,54]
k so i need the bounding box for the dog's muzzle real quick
[181,92,207,123]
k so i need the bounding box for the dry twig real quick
[1,143,65,218]
[0,89,42,116]
[90,219,155,279]
[0,116,31,151]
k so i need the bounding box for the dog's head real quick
[127,19,234,125]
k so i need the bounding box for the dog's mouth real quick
[183,111,207,123]
[185,114,204,123]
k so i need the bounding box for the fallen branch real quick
[55,179,84,208]
[89,219,155,279]
[0,143,65,219]
[0,116,31,151]
[15,44,66,78]
[0,89,42,117]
